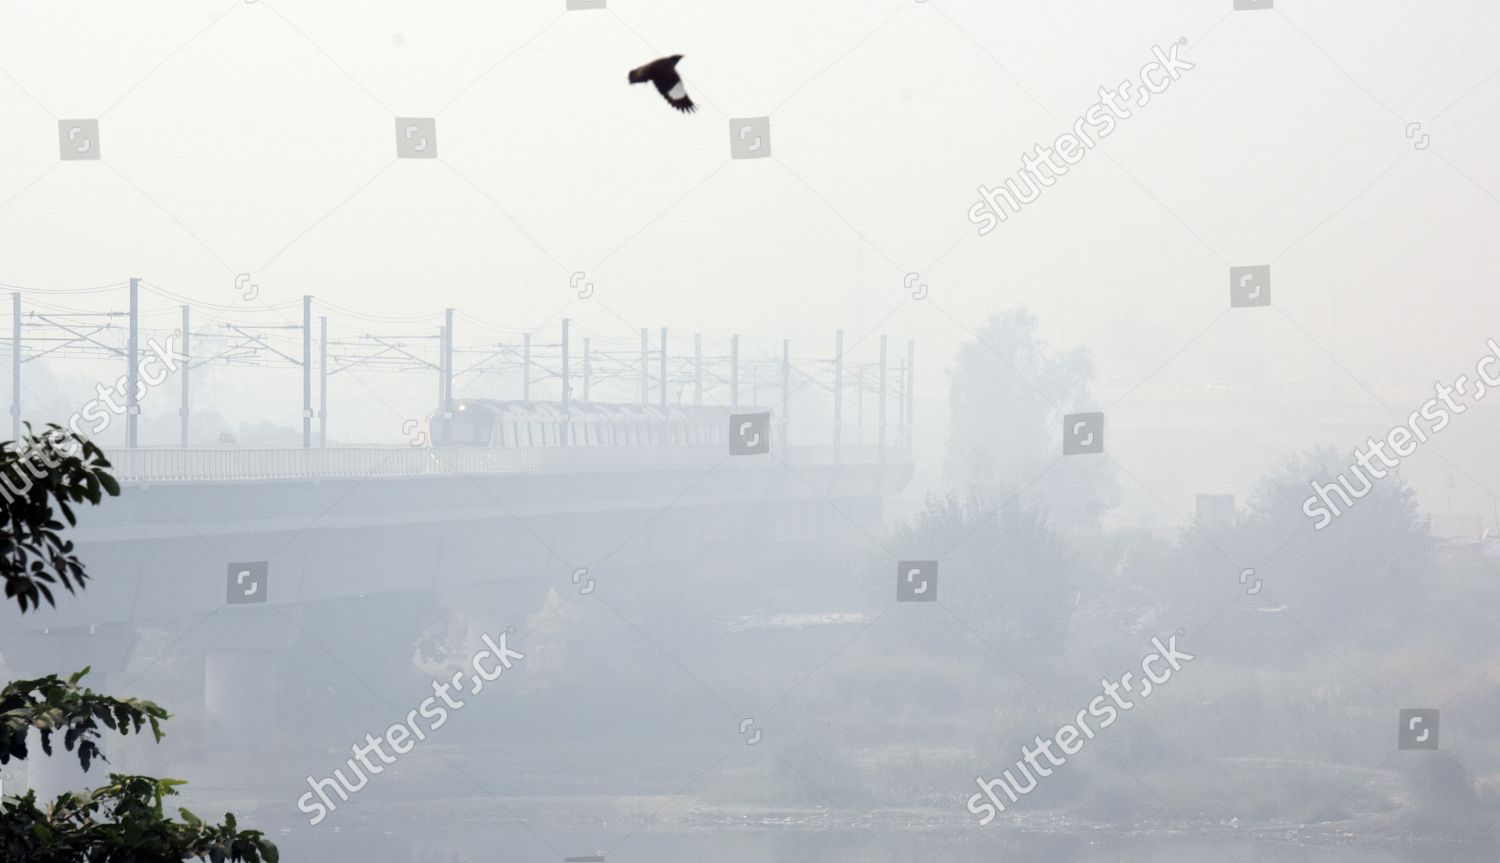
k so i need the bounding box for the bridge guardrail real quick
[102,445,910,483]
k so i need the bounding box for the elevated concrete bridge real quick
[0,439,912,768]
[8,441,911,629]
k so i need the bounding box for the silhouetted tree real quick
[943,308,1119,530]
[890,487,1074,666]
[1176,445,1431,656]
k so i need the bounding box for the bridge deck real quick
[103,444,910,483]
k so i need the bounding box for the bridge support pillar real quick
[189,609,302,752]
[204,649,279,751]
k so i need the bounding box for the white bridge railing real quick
[102,445,909,484]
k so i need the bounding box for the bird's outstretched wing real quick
[654,73,695,113]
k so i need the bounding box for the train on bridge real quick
[425,399,751,448]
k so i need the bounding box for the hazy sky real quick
[3,0,1499,516]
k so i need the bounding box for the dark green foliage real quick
[1,668,169,774]
[0,424,121,613]
[0,775,278,863]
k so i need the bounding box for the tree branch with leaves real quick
[0,426,277,862]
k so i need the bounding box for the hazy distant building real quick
[1194,493,1236,529]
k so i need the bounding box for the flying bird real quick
[629,55,695,113]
